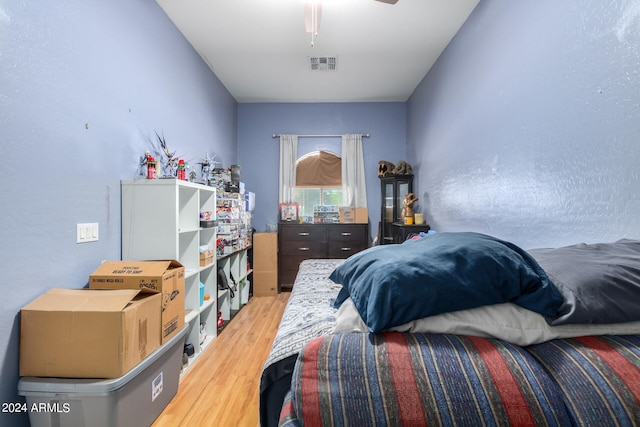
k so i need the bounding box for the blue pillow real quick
[330,232,564,332]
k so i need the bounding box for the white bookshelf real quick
[121,179,217,374]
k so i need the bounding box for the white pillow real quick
[333,297,640,346]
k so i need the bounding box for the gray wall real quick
[0,1,236,424]
[408,0,640,249]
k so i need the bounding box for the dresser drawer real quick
[327,241,368,258]
[327,225,368,242]
[278,223,369,288]
[280,240,326,256]
[280,254,315,272]
[280,225,325,241]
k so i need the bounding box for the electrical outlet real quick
[77,223,99,243]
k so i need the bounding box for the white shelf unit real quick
[121,179,217,374]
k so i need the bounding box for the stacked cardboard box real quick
[89,260,185,344]
[20,289,161,378]
[20,260,185,379]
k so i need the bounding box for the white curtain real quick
[279,134,298,203]
[341,134,367,207]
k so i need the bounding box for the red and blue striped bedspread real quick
[279,333,640,426]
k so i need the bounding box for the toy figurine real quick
[177,159,186,180]
[136,151,157,179]
[199,154,211,185]
[155,131,179,177]
[401,193,419,224]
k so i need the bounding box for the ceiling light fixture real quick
[304,1,322,48]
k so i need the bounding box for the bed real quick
[261,232,640,427]
[260,259,344,427]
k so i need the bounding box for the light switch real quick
[77,223,99,243]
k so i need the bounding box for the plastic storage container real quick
[18,325,187,427]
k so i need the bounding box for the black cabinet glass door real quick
[379,174,413,244]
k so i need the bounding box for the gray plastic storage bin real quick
[18,325,187,427]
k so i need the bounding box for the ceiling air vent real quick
[308,56,337,71]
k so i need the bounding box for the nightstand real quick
[391,222,431,243]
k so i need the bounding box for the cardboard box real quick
[89,260,185,344]
[253,272,278,297]
[340,207,368,224]
[339,207,355,223]
[254,233,278,296]
[199,250,214,267]
[355,207,368,223]
[20,289,161,378]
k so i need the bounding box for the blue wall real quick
[3,0,640,424]
[237,102,407,240]
[408,0,640,249]
[0,1,236,424]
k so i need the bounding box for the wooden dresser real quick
[278,223,369,289]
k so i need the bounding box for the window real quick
[294,151,342,221]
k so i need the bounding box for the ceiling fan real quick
[305,0,398,47]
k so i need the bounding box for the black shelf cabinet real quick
[379,174,413,245]
[391,222,431,244]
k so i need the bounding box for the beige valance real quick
[296,151,341,187]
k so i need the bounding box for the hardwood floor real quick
[152,293,290,427]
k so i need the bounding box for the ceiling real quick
[155,0,479,103]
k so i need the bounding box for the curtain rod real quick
[272,133,370,138]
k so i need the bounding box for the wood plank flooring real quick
[152,292,290,427]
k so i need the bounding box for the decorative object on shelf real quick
[211,167,231,192]
[177,159,186,180]
[199,322,207,345]
[280,203,299,222]
[155,131,179,178]
[378,160,395,177]
[228,164,241,193]
[217,310,224,330]
[136,151,156,179]
[392,160,412,175]
[146,154,156,179]
[377,160,413,177]
[216,237,224,256]
[200,210,216,228]
[198,152,222,186]
[199,154,212,185]
[313,205,340,223]
[401,193,418,224]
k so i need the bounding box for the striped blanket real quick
[280,333,640,426]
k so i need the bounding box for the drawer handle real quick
[299,247,310,251]
[341,232,352,236]
[298,232,310,236]
[341,247,352,251]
